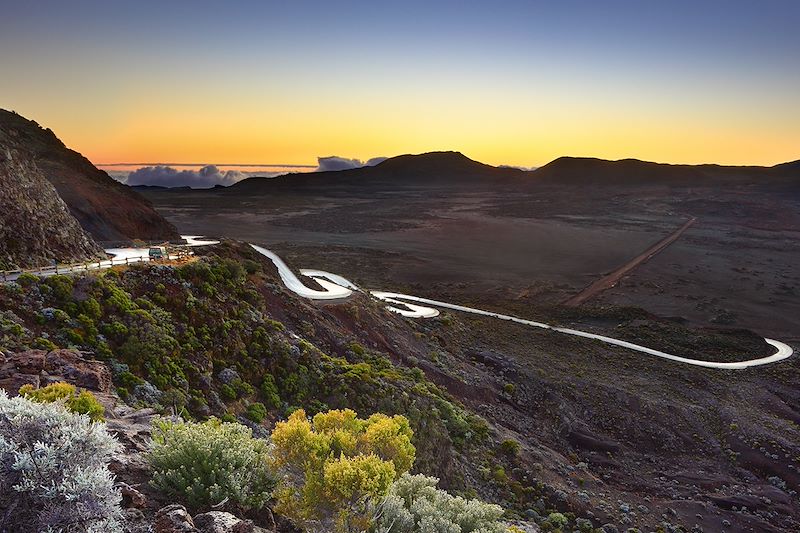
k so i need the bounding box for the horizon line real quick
[96,162,317,168]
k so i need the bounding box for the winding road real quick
[2,236,792,369]
[245,244,793,370]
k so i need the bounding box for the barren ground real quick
[143,182,800,341]
[139,181,800,531]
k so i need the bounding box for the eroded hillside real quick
[0,143,104,269]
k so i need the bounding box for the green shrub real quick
[82,297,102,320]
[236,379,256,396]
[499,439,521,456]
[16,272,39,287]
[260,374,281,408]
[542,512,569,531]
[243,259,260,274]
[32,337,57,350]
[375,473,507,533]
[246,402,267,423]
[45,275,74,301]
[149,418,275,512]
[53,308,70,323]
[19,382,105,421]
[64,329,85,346]
[220,383,237,401]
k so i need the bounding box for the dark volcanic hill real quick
[0,109,179,242]
[228,151,527,194]
[0,141,104,269]
[217,151,800,195]
[532,156,800,187]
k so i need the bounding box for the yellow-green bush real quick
[19,382,104,421]
[271,408,415,532]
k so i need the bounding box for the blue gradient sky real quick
[1,0,798,166]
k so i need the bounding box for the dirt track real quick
[564,217,697,306]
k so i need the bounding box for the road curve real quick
[249,245,353,300]
[4,237,791,370]
[248,245,794,370]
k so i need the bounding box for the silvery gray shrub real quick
[374,473,507,533]
[0,390,122,532]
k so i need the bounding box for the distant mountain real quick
[771,159,800,174]
[0,110,179,242]
[531,156,800,186]
[227,151,526,193]
[0,140,104,269]
[224,151,799,194]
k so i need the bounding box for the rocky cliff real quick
[0,110,179,243]
[0,144,104,269]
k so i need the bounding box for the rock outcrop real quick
[0,349,112,395]
[0,109,179,243]
[0,144,104,269]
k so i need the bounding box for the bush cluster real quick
[0,390,122,532]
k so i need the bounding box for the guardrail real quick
[1,252,189,283]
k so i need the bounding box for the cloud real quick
[498,164,537,171]
[125,165,249,188]
[315,156,388,172]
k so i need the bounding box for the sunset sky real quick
[1,0,798,168]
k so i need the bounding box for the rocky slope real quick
[0,142,104,269]
[0,109,179,243]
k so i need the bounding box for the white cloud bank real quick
[498,164,538,171]
[315,156,388,172]
[125,165,249,189]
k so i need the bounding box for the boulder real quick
[119,483,147,509]
[154,504,198,533]
[193,511,272,533]
[0,350,45,375]
[44,349,112,392]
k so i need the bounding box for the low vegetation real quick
[148,418,276,512]
[0,247,550,531]
[19,381,105,421]
[0,390,122,532]
[271,408,416,532]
